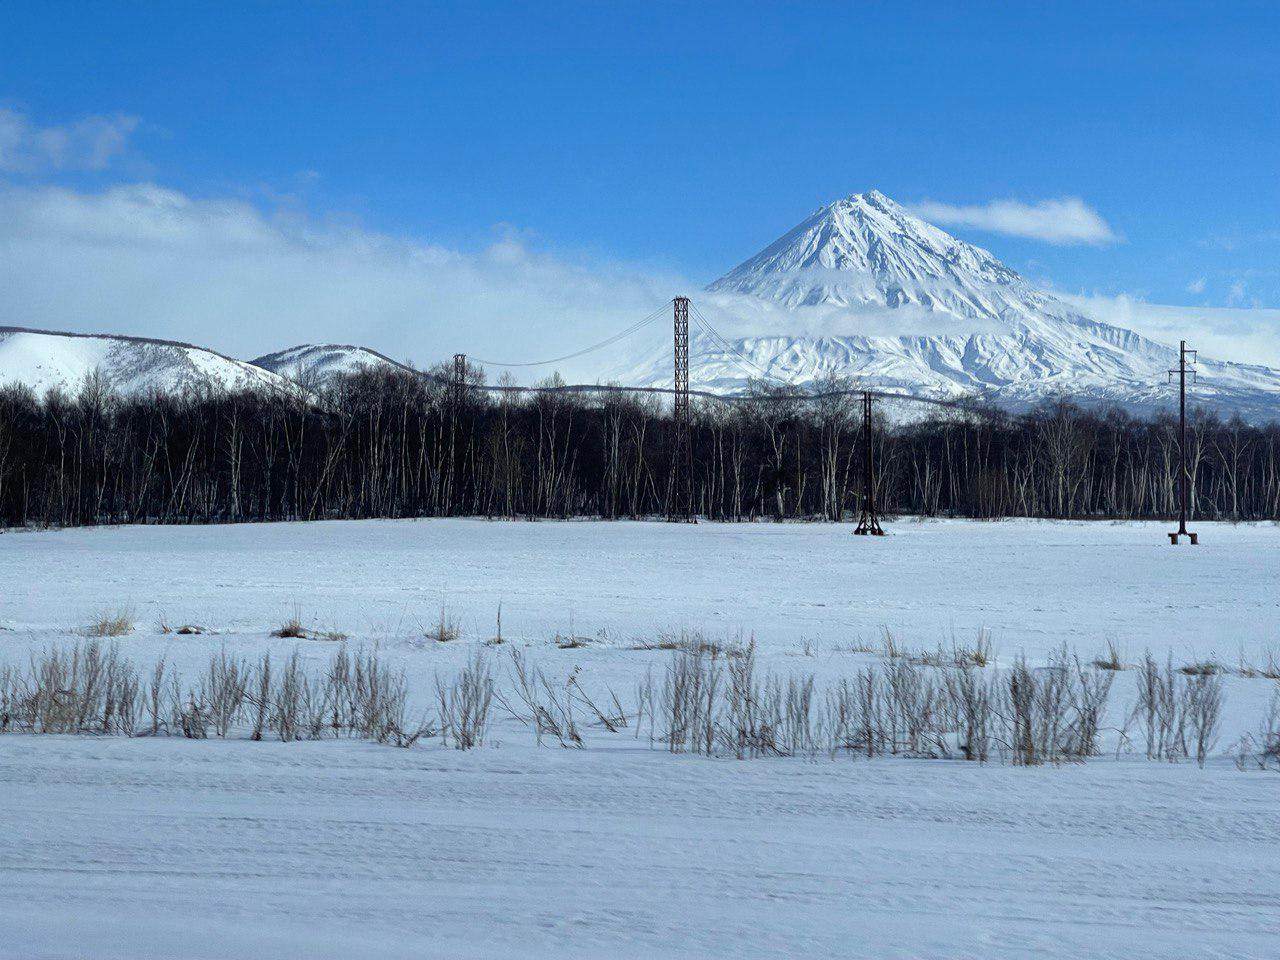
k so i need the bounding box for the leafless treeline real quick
[2,365,1278,526]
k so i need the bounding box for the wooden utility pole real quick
[450,353,466,514]
[1168,340,1198,545]
[854,391,884,535]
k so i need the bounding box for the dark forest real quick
[2,365,1277,528]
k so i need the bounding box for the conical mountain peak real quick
[707,191,1022,317]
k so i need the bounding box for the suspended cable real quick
[688,302,795,388]
[468,303,669,368]
[419,295,982,412]
[416,363,975,412]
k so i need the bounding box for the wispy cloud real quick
[0,107,139,174]
[1060,291,1280,369]
[1186,277,1207,295]
[910,197,1119,246]
[0,182,681,376]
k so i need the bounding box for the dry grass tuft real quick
[1179,660,1223,676]
[84,606,135,638]
[484,603,506,646]
[896,630,994,670]
[1236,647,1280,680]
[630,631,748,659]
[271,603,310,638]
[272,616,308,639]
[963,630,994,668]
[1093,639,1127,671]
[833,639,878,655]
[629,638,681,652]
[424,605,461,643]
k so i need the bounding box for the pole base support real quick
[1168,532,1199,545]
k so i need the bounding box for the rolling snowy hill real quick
[0,327,294,397]
[0,330,410,398]
[251,344,405,383]
[620,191,1280,420]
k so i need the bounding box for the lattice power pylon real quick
[1168,340,1198,545]
[452,353,467,411]
[854,391,885,536]
[668,296,695,522]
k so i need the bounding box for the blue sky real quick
[0,1,1278,363]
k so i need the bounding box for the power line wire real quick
[688,302,795,388]
[417,363,978,412]
[468,303,669,368]
[424,296,984,412]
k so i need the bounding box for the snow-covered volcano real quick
[623,191,1280,420]
[708,189,1031,318]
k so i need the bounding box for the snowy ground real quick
[4,516,1278,660]
[2,518,1278,959]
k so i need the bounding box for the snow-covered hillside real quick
[0,327,294,397]
[252,344,405,383]
[622,191,1280,420]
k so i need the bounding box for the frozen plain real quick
[2,517,1279,960]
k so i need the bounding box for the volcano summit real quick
[622,191,1280,420]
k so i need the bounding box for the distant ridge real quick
[0,326,294,396]
[252,344,406,382]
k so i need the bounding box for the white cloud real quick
[0,108,139,174]
[1060,292,1280,369]
[1,179,1274,382]
[909,197,1119,246]
[1186,277,1206,295]
[0,182,682,378]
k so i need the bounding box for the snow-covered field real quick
[2,518,1278,959]
[4,516,1278,661]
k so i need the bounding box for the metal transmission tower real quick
[452,353,467,410]
[450,354,467,513]
[1168,340,1199,545]
[854,391,885,536]
[668,296,695,522]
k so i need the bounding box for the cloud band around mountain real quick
[0,177,1272,375]
[909,197,1119,246]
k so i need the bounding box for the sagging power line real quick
[467,304,669,368]
[447,297,1214,537]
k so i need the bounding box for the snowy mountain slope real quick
[0,327,295,397]
[624,191,1280,420]
[251,344,405,383]
[707,189,1030,320]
